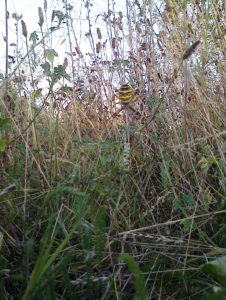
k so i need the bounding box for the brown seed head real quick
[21,20,27,38]
[96,42,102,53]
[44,0,47,12]
[38,7,44,27]
[97,28,102,39]
[112,37,116,49]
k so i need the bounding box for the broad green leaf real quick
[197,157,209,173]
[32,88,42,98]
[0,117,11,130]
[182,219,196,232]
[205,287,226,300]
[202,256,226,286]
[44,49,58,63]
[52,65,70,81]
[29,31,39,44]
[204,187,213,205]
[17,143,26,154]
[0,139,7,152]
[40,62,51,76]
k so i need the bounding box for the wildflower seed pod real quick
[112,37,116,49]
[63,57,68,70]
[21,20,27,38]
[96,42,102,53]
[38,7,44,27]
[97,27,102,39]
[119,11,123,18]
[44,0,47,12]
[51,10,56,22]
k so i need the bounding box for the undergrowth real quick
[0,0,226,299]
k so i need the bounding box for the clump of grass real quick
[0,0,226,299]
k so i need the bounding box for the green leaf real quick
[52,65,70,81]
[94,206,106,264]
[182,219,196,232]
[205,287,226,300]
[122,59,130,66]
[112,59,122,66]
[120,254,147,300]
[52,10,67,25]
[0,139,7,152]
[40,62,51,76]
[42,186,85,210]
[99,140,119,149]
[44,49,58,63]
[17,143,26,154]
[146,95,160,106]
[182,194,195,210]
[208,155,218,166]
[0,117,11,131]
[32,88,42,98]
[174,193,195,213]
[121,124,137,133]
[197,157,209,173]
[160,151,171,189]
[150,132,160,143]
[99,154,113,165]
[29,31,39,44]
[182,194,194,204]
[202,256,226,286]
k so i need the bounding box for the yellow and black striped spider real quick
[113,84,139,117]
[116,84,135,105]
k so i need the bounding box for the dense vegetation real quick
[0,0,226,299]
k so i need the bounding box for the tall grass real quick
[0,0,226,299]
